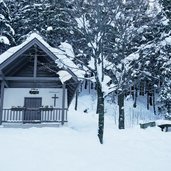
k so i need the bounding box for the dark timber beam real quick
[0,81,5,125]
[5,58,28,77]
[0,71,9,88]
[0,77,60,81]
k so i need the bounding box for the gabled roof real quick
[0,33,84,79]
[0,33,81,106]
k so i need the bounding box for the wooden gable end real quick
[0,38,62,89]
[5,45,59,78]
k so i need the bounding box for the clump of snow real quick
[57,70,72,83]
[137,25,148,34]
[75,17,90,29]
[59,42,75,59]
[160,36,171,46]
[0,14,5,20]
[125,53,139,62]
[0,36,10,45]
[115,11,124,20]
[165,36,171,45]
[156,119,171,125]
[47,26,53,31]
[162,17,169,26]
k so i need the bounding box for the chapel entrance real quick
[24,97,42,123]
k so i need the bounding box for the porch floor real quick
[1,122,67,128]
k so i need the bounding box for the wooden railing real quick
[2,108,68,124]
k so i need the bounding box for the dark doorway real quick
[24,97,42,123]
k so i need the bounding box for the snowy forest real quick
[1,0,171,144]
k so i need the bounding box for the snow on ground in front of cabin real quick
[0,94,171,171]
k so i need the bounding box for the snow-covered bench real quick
[156,120,171,132]
[140,121,156,129]
[158,124,171,132]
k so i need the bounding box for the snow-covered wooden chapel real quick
[0,33,79,125]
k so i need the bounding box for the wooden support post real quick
[61,84,66,125]
[33,53,37,78]
[0,81,5,125]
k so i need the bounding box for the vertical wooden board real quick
[0,81,5,124]
[61,84,66,125]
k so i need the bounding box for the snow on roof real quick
[156,119,171,125]
[0,33,85,79]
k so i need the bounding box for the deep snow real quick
[0,94,171,171]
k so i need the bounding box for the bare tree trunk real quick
[96,80,104,144]
[84,74,88,90]
[149,94,153,106]
[147,92,150,110]
[75,89,79,111]
[131,86,134,100]
[146,81,150,110]
[84,80,88,89]
[153,88,156,115]
[118,92,125,129]
[149,83,153,106]
[140,81,145,96]
[133,84,138,108]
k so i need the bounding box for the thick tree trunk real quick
[96,93,100,114]
[140,81,145,96]
[146,81,150,110]
[133,84,138,108]
[152,88,156,115]
[149,95,153,106]
[147,93,150,110]
[131,86,134,100]
[96,81,104,144]
[84,80,88,89]
[118,92,125,129]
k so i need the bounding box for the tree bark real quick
[118,92,125,129]
[147,92,150,110]
[146,81,150,110]
[96,80,104,144]
[75,89,79,111]
[131,86,134,100]
[140,81,145,96]
[133,84,138,108]
[152,88,156,115]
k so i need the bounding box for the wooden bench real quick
[158,124,171,132]
[140,121,156,129]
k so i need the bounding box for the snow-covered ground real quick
[0,94,171,171]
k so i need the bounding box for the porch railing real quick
[2,108,68,124]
